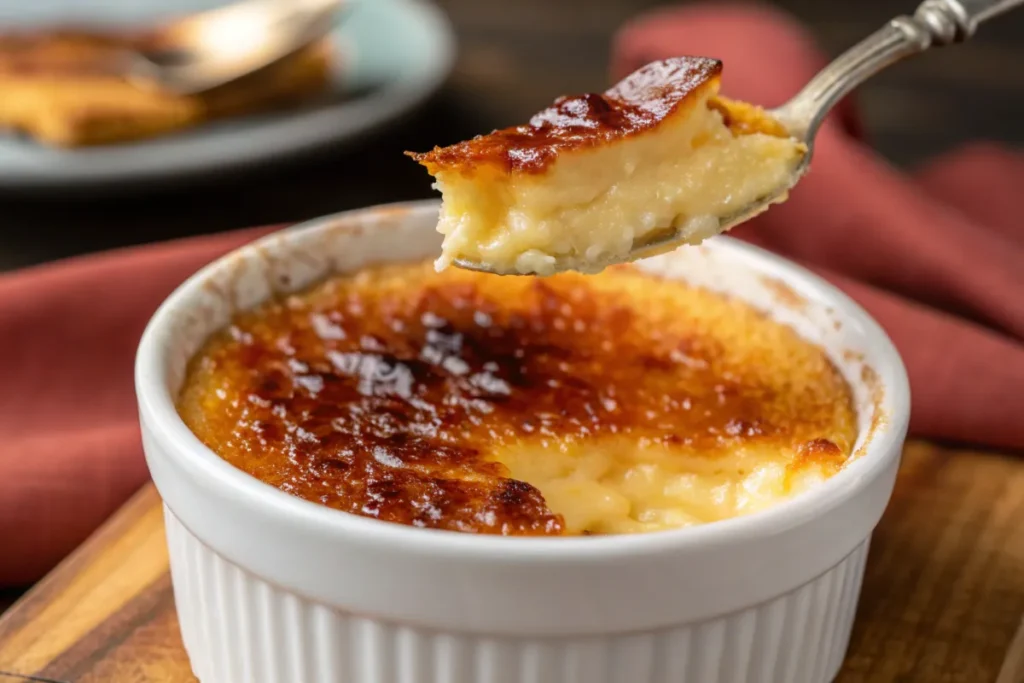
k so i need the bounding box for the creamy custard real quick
[409,57,805,275]
[178,262,856,536]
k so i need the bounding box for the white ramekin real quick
[136,200,910,683]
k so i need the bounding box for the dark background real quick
[0,0,1021,272]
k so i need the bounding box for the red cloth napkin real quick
[1,3,1022,587]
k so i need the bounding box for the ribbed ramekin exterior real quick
[166,507,868,683]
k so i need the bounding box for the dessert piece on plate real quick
[0,28,331,147]
[409,57,806,275]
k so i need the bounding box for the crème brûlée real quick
[178,262,856,536]
[409,57,806,275]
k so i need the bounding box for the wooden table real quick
[0,0,1022,272]
[0,441,1021,683]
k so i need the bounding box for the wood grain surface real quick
[0,440,1021,683]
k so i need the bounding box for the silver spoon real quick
[124,0,346,96]
[455,0,1022,275]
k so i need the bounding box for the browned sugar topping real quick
[178,262,856,536]
[408,57,722,174]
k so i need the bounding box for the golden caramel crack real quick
[178,262,856,535]
[410,57,724,175]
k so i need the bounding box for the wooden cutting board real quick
[1,440,1022,683]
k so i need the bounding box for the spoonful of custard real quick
[409,0,1021,276]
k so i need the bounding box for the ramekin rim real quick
[135,199,910,561]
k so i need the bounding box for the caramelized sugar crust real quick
[179,262,856,535]
[409,57,728,174]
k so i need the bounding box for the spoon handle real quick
[774,0,1024,139]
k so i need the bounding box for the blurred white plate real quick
[0,0,455,190]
